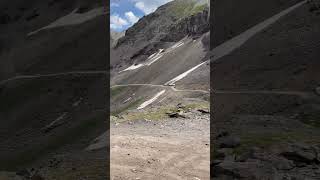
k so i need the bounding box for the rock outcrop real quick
[111,0,209,67]
[163,9,209,42]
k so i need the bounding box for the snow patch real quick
[147,52,157,59]
[159,97,167,103]
[72,98,83,107]
[165,61,207,86]
[119,64,144,73]
[119,49,165,73]
[137,90,166,110]
[170,41,184,49]
[42,112,68,131]
[123,97,132,103]
[118,39,185,73]
[86,131,109,151]
[163,1,308,86]
[146,54,163,65]
[28,7,106,36]
[146,49,164,66]
[211,0,307,62]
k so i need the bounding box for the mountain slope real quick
[110,0,210,113]
[0,0,107,79]
[110,0,210,179]
[211,0,320,179]
[0,0,108,179]
[110,0,209,69]
[110,31,124,48]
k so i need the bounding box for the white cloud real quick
[125,11,140,24]
[110,0,173,30]
[110,14,129,30]
[110,2,120,7]
[131,0,173,14]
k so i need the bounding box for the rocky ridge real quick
[110,0,209,69]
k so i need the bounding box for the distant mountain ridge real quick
[110,31,124,48]
[110,0,209,68]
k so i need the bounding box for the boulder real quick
[236,149,256,162]
[197,108,210,114]
[213,160,278,179]
[166,111,186,118]
[215,148,234,160]
[216,131,229,139]
[219,136,241,148]
[270,156,295,170]
[315,87,320,96]
[280,143,318,165]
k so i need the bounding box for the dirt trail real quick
[111,83,210,94]
[111,114,210,180]
[214,90,316,98]
[0,71,107,86]
[111,83,318,98]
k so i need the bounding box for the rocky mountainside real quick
[0,0,108,179]
[0,0,107,80]
[110,0,210,179]
[110,0,209,69]
[211,0,320,179]
[110,0,210,122]
[110,31,124,47]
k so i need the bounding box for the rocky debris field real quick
[111,100,210,180]
[211,0,320,179]
[213,133,320,179]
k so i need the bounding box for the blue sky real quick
[110,0,173,32]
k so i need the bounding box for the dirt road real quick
[110,112,210,180]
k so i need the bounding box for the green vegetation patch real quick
[190,4,207,15]
[170,0,207,18]
[110,86,126,97]
[122,106,175,121]
[119,101,209,122]
[183,101,209,110]
[297,111,320,128]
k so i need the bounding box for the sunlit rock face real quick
[111,0,209,68]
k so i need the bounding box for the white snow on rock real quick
[28,7,106,36]
[165,61,207,86]
[119,64,144,73]
[170,41,184,49]
[164,0,308,86]
[118,39,188,73]
[166,41,185,53]
[147,52,157,59]
[119,49,165,73]
[42,112,68,131]
[86,130,109,151]
[137,90,166,110]
[159,97,167,103]
[146,49,164,66]
[211,0,307,62]
[123,97,132,103]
